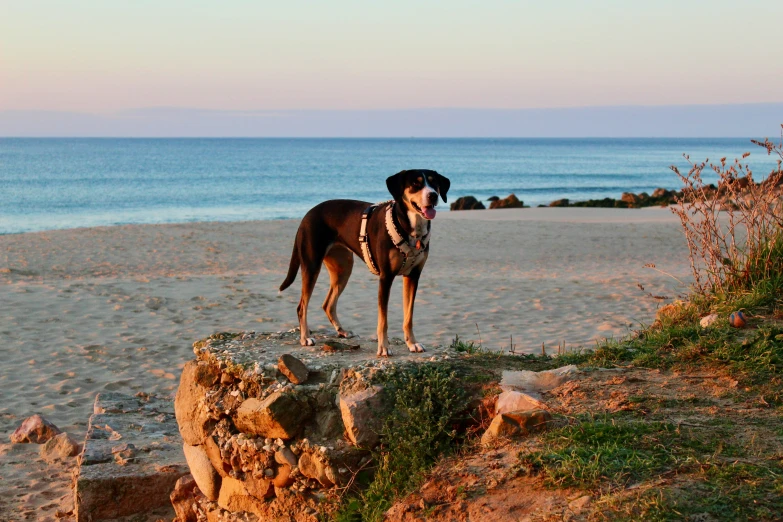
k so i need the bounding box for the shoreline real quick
[1,204,680,237]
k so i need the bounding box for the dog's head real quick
[386,169,451,220]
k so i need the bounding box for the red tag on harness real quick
[416,240,421,250]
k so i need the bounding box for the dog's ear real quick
[386,170,408,202]
[430,172,451,203]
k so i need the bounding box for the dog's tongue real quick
[423,206,437,219]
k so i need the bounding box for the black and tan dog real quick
[279,169,450,356]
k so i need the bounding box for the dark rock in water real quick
[278,353,310,384]
[549,198,569,207]
[621,192,642,207]
[651,188,675,199]
[489,194,524,209]
[450,196,485,211]
[487,196,500,202]
[571,197,630,208]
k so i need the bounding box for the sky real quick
[2,0,783,114]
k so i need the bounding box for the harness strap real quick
[385,202,429,276]
[359,205,380,276]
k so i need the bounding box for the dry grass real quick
[670,125,783,300]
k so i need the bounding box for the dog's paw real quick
[407,342,426,353]
[301,337,316,347]
[337,329,354,339]
[377,344,392,357]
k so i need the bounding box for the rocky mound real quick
[174,330,459,521]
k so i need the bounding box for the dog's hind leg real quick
[402,267,425,352]
[321,245,354,338]
[297,248,324,347]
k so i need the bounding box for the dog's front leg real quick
[402,268,425,353]
[376,275,394,357]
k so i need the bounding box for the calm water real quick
[1,138,778,234]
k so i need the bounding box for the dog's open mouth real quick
[411,201,437,220]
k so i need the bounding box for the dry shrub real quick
[670,125,783,299]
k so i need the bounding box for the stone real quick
[487,196,500,202]
[621,192,642,207]
[112,442,137,465]
[339,385,385,448]
[298,452,334,487]
[489,194,524,209]
[182,443,221,501]
[75,393,188,522]
[217,476,265,517]
[175,360,219,446]
[10,414,61,444]
[495,390,546,415]
[40,432,80,462]
[234,392,310,439]
[203,434,230,478]
[170,474,199,522]
[273,464,295,488]
[700,313,719,328]
[568,495,592,513]
[549,198,570,207]
[278,353,310,384]
[245,474,275,499]
[314,409,345,440]
[481,409,552,445]
[323,340,361,353]
[500,365,580,398]
[450,196,485,211]
[275,447,298,468]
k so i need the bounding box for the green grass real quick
[334,364,468,522]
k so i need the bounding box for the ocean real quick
[1,138,779,235]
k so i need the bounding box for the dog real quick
[279,169,450,356]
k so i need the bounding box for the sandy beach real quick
[0,207,691,520]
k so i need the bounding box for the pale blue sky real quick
[2,0,782,112]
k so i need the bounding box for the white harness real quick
[359,201,430,277]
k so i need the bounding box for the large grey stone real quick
[74,392,188,522]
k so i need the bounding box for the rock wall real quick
[174,330,457,521]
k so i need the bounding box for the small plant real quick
[450,334,483,354]
[670,125,783,304]
[335,365,468,522]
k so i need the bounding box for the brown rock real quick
[298,452,334,487]
[203,434,230,478]
[273,464,295,488]
[620,192,641,207]
[314,409,345,440]
[234,392,310,439]
[549,198,570,207]
[278,354,310,384]
[40,432,80,462]
[10,414,62,444]
[339,385,385,448]
[217,476,265,517]
[481,409,552,445]
[274,447,298,468]
[170,474,199,522]
[182,443,221,501]
[489,194,524,209]
[175,361,218,446]
[450,196,485,211]
[245,474,275,499]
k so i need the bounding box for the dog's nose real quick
[427,192,438,205]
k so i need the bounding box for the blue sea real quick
[1,138,779,235]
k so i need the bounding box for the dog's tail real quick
[279,242,300,292]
